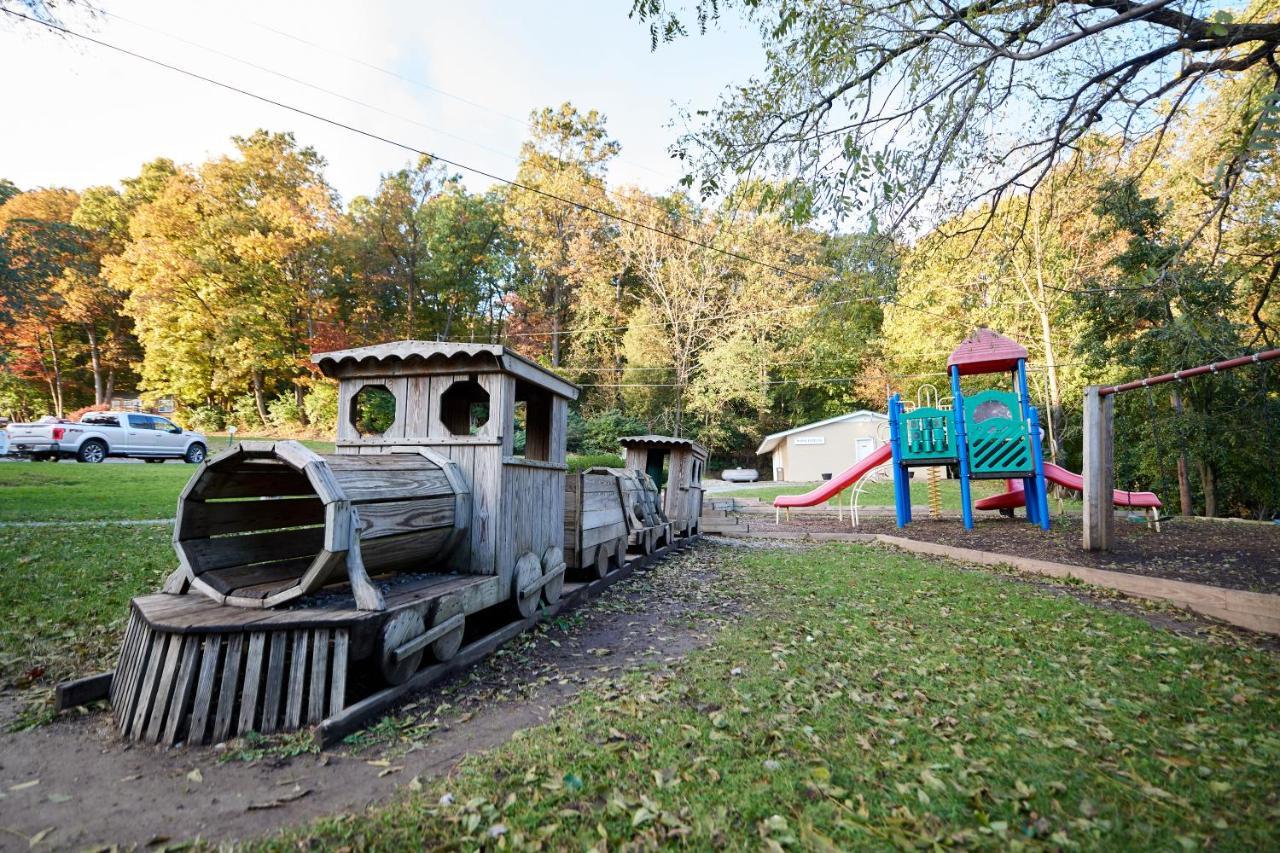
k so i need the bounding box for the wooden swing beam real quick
[1083,349,1280,551]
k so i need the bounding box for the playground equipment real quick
[1082,347,1280,551]
[96,342,700,747]
[890,329,1050,530]
[775,329,1173,532]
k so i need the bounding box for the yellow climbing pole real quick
[927,466,942,519]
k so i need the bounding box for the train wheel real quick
[592,545,610,580]
[427,595,464,662]
[512,552,542,619]
[379,610,425,685]
[541,546,565,605]
[640,529,654,556]
[613,538,628,571]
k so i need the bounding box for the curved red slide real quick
[975,462,1161,511]
[773,444,893,508]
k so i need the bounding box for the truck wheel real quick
[77,439,107,463]
[184,443,206,464]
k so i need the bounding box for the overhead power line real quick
[6,8,964,330]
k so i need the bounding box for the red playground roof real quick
[947,328,1028,376]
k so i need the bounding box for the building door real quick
[854,436,876,463]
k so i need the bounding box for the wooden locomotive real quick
[106,342,696,746]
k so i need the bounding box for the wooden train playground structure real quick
[55,342,707,748]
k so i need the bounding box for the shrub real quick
[567,452,624,473]
[184,405,226,432]
[230,394,264,428]
[304,383,338,432]
[582,409,647,455]
[267,394,304,428]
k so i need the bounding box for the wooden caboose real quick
[618,435,708,537]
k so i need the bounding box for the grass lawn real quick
[0,462,195,522]
[273,543,1280,850]
[0,524,173,687]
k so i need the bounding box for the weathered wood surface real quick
[55,671,112,711]
[1082,387,1115,552]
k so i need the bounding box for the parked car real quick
[5,412,207,463]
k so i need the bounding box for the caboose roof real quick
[312,341,580,400]
[619,435,709,459]
[946,328,1028,376]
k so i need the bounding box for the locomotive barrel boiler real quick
[104,341,705,747]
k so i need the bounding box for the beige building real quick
[756,411,889,482]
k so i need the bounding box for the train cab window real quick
[351,385,397,436]
[691,459,703,485]
[513,379,552,461]
[440,379,490,436]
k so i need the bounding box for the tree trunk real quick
[1036,308,1062,463]
[295,383,309,426]
[85,324,106,405]
[46,328,64,418]
[1170,388,1193,516]
[252,371,269,426]
[104,369,115,405]
[1198,460,1216,517]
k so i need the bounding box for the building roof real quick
[755,410,888,455]
[946,328,1028,376]
[312,341,579,400]
[618,435,708,458]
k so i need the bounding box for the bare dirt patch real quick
[752,512,1280,594]
[0,546,743,850]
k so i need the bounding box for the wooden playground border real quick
[706,528,1280,636]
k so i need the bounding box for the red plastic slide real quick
[974,462,1162,511]
[773,444,894,508]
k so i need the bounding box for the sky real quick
[1,0,766,205]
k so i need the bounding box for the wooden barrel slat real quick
[117,617,152,728]
[308,629,330,724]
[187,635,222,745]
[178,497,325,539]
[183,527,326,574]
[111,614,144,723]
[212,633,244,743]
[144,636,185,743]
[196,470,315,500]
[285,630,309,730]
[238,632,267,735]
[355,496,455,538]
[128,632,168,740]
[163,637,201,746]
[261,632,287,734]
[329,630,349,717]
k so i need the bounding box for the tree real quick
[106,131,339,421]
[504,103,620,366]
[0,179,18,206]
[631,0,1280,238]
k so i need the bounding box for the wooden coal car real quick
[104,342,706,747]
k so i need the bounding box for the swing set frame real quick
[1082,347,1280,551]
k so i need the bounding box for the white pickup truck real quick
[6,412,208,463]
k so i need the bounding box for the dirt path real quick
[0,546,744,850]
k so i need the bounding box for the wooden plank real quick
[200,555,316,596]
[238,632,267,735]
[329,468,453,503]
[115,619,151,729]
[187,635,222,745]
[308,629,330,724]
[261,632,287,734]
[144,634,186,743]
[323,454,444,471]
[196,469,315,500]
[1082,387,1115,551]
[55,672,112,711]
[128,632,168,740]
[212,632,244,743]
[354,496,455,538]
[178,497,325,539]
[329,630,349,716]
[181,526,325,574]
[109,614,142,712]
[163,637,201,746]
[285,630,309,730]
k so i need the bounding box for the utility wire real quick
[5,9,962,329]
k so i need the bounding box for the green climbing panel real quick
[963,390,1032,477]
[898,406,956,464]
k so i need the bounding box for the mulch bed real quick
[751,513,1280,595]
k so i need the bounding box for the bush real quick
[230,394,264,428]
[582,409,647,455]
[184,405,226,432]
[304,383,338,432]
[567,452,624,473]
[267,394,305,428]
[564,409,586,454]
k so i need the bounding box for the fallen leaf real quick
[247,787,311,811]
[27,827,52,847]
[9,780,39,792]
[186,769,203,784]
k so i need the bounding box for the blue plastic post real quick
[950,366,974,529]
[1029,406,1051,530]
[1015,360,1032,423]
[888,394,911,527]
